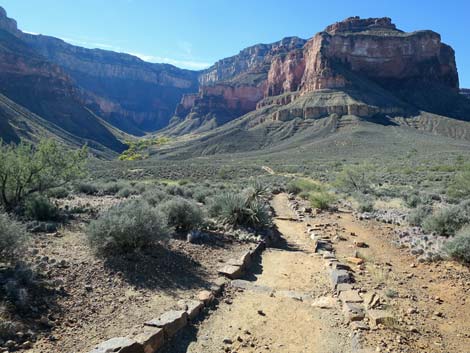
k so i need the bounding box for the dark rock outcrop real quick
[461,89,470,99]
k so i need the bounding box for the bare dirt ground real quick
[314,208,470,352]
[162,194,352,353]
[21,196,253,353]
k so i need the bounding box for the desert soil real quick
[24,195,254,353]
[163,193,470,353]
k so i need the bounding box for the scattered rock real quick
[339,290,363,303]
[342,302,365,322]
[198,290,215,305]
[311,296,339,309]
[367,310,396,328]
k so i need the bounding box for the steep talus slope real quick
[0,6,199,134]
[0,28,126,153]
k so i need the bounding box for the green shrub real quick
[209,192,271,229]
[47,187,69,199]
[77,182,99,195]
[335,162,375,194]
[0,211,27,261]
[447,168,470,199]
[358,198,374,213]
[422,201,470,236]
[24,195,59,221]
[309,191,335,210]
[405,193,421,208]
[445,227,470,264]
[0,139,87,210]
[116,187,138,198]
[101,181,127,195]
[166,185,192,198]
[142,189,169,207]
[286,178,322,195]
[193,188,212,204]
[87,200,168,254]
[408,205,432,226]
[158,198,204,232]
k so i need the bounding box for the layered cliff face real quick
[170,17,460,136]
[260,17,460,122]
[266,17,458,96]
[0,28,126,152]
[0,6,199,134]
[168,37,306,134]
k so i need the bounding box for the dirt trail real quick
[163,194,351,353]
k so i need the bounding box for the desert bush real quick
[445,227,470,264]
[404,193,421,208]
[447,167,470,199]
[246,179,269,199]
[309,191,335,210]
[0,139,87,210]
[357,197,375,212]
[192,188,212,204]
[335,162,375,194]
[286,178,322,195]
[422,201,470,236]
[47,186,70,199]
[100,181,127,195]
[158,197,204,232]
[407,205,432,226]
[166,184,192,198]
[76,182,99,195]
[87,200,168,254]
[0,211,27,261]
[209,192,271,229]
[142,188,169,207]
[116,187,138,198]
[24,195,59,221]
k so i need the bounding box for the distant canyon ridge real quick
[0,7,468,154]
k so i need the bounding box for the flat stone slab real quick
[342,302,365,323]
[144,310,188,338]
[350,321,370,331]
[311,296,339,309]
[367,309,396,328]
[231,280,272,294]
[332,262,352,271]
[227,258,245,267]
[240,251,252,267]
[218,264,244,279]
[330,269,353,289]
[88,337,143,353]
[178,300,204,320]
[339,290,363,303]
[336,283,354,293]
[134,327,164,353]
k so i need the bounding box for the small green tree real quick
[0,139,87,210]
[448,165,470,199]
[335,162,375,194]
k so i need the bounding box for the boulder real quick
[178,300,204,320]
[88,337,144,353]
[144,310,188,338]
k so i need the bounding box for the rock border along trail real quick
[87,193,470,353]
[162,193,354,353]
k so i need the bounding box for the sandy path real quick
[163,194,351,353]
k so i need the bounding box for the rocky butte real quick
[170,17,459,134]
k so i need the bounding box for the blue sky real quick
[1,0,469,86]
